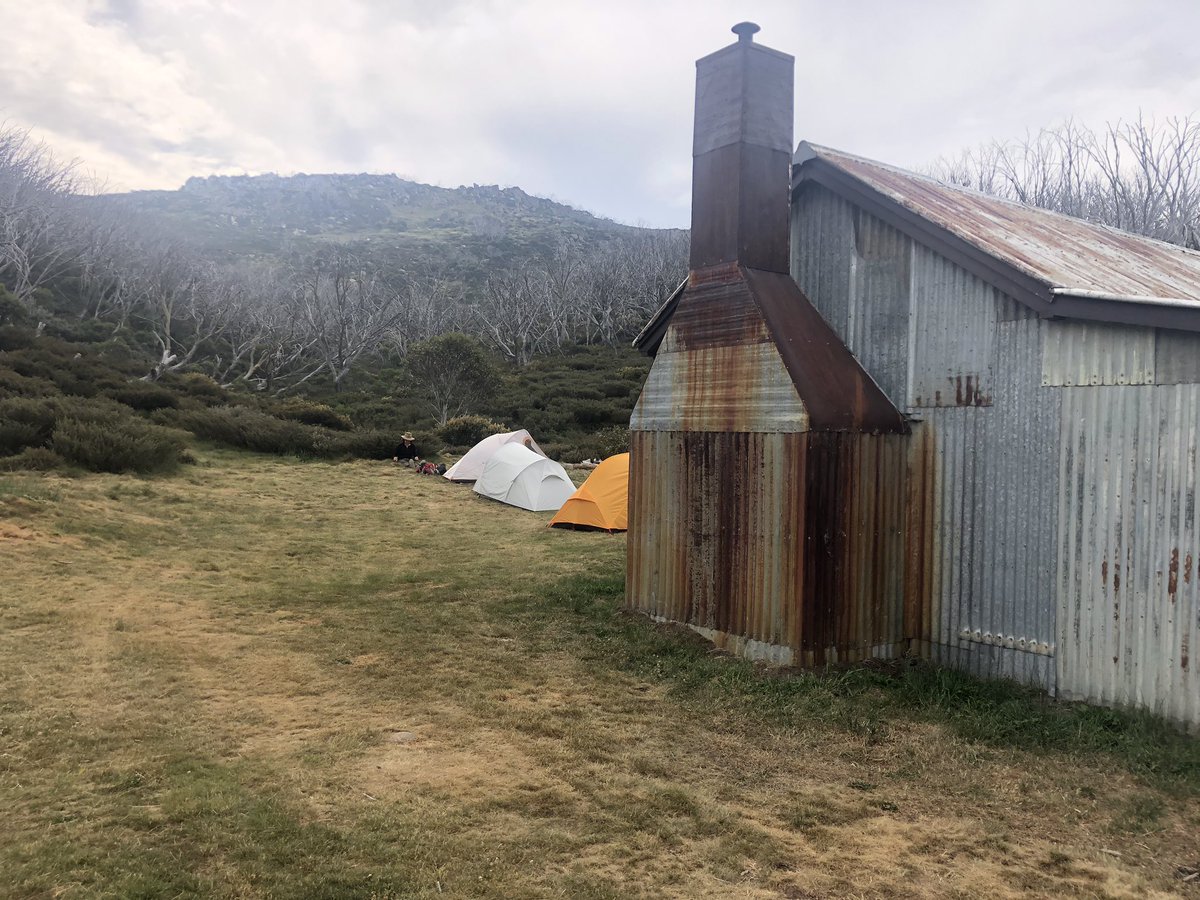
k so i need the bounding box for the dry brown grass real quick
[0,452,1197,898]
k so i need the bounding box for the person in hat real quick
[393,432,421,468]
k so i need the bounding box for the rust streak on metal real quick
[952,374,992,407]
[1169,548,1180,600]
[904,424,936,643]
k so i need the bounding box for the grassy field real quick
[1,451,1198,899]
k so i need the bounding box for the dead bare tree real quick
[0,127,87,308]
[475,265,556,366]
[75,205,138,327]
[132,243,236,380]
[384,270,464,359]
[297,251,405,391]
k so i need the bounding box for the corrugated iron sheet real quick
[799,142,1200,306]
[631,341,808,433]
[628,430,804,662]
[1057,383,1200,726]
[790,183,855,337]
[791,191,1060,690]
[915,315,1061,691]
[1041,320,1156,386]
[792,186,1001,411]
[909,245,998,408]
[627,430,911,666]
[791,186,910,409]
[1156,329,1200,384]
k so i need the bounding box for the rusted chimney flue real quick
[690,22,794,274]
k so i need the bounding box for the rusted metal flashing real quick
[633,277,686,355]
[743,267,908,433]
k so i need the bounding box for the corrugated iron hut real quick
[630,23,1200,729]
[627,22,909,667]
[789,143,1200,727]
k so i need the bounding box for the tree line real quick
[0,124,687,394]
[7,114,1198,396]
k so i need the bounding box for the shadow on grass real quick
[505,572,1200,794]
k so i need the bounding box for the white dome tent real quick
[472,443,576,512]
[443,429,545,482]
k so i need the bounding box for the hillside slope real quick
[95,173,649,280]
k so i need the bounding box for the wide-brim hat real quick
[401,432,415,441]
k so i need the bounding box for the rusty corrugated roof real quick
[795,142,1200,319]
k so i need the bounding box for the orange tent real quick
[549,453,629,533]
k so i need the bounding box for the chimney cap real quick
[731,21,760,42]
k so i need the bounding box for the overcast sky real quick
[4,0,1199,228]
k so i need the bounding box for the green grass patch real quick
[511,573,1200,793]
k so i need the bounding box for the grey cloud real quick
[4,0,1200,226]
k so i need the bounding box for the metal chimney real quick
[690,21,794,273]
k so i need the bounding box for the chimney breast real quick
[689,25,794,273]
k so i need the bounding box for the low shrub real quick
[275,399,353,431]
[600,380,635,398]
[438,415,507,446]
[1,343,124,398]
[0,397,59,455]
[52,412,185,474]
[164,407,317,456]
[0,447,66,472]
[163,372,228,405]
[617,365,650,381]
[327,395,427,431]
[0,368,58,399]
[44,318,119,345]
[322,429,427,460]
[0,286,30,327]
[569,399,625,427]
[592,425,631,458]
[0,325,36,351]
[107,382,180,412]
[542,442,590,464]
[163,406,431,461]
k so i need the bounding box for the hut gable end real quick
[792,141,1200,333]
[631,273,809,434]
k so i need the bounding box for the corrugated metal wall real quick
[791,185,910,409]
[627,429,911,666]
[628,430,805,664]
[1057,383,1200,725]
[800,432,910,664]
[909,247,998,408]
[791,184,855,335]
[792,183,1060,691]
[915,315,1060,691]
[1042,320,1156,386]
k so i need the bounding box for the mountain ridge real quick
[94,171,658,282]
